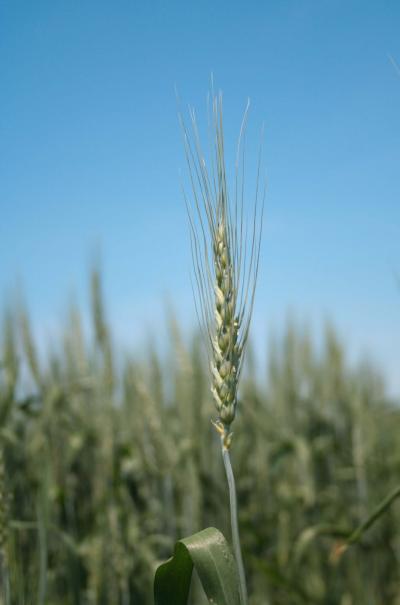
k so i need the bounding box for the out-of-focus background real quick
[1,2,400,604]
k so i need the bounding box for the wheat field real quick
[0,269,399,605]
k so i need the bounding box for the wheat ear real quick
[181,90,264,605]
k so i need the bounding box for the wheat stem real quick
[221,431,247,605]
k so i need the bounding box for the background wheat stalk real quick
[181,90,264,605]
[0,438,11,605]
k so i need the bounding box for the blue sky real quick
[1,1,399,393]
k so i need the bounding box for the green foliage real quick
[154,527,240,605]
[0,273,399,604]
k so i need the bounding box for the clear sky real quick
[1,1,399,393]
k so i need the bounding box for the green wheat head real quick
[181,91,264,445]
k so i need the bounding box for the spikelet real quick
[181,90,264,442]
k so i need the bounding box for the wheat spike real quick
[182,90,264,442]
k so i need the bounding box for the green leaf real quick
[154,527,241,605]
[347,484,400,546]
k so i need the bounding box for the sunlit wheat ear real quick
[181,91,264,447]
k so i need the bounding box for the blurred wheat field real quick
[0,269,399,605]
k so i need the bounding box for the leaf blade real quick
[154,527,241,605]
